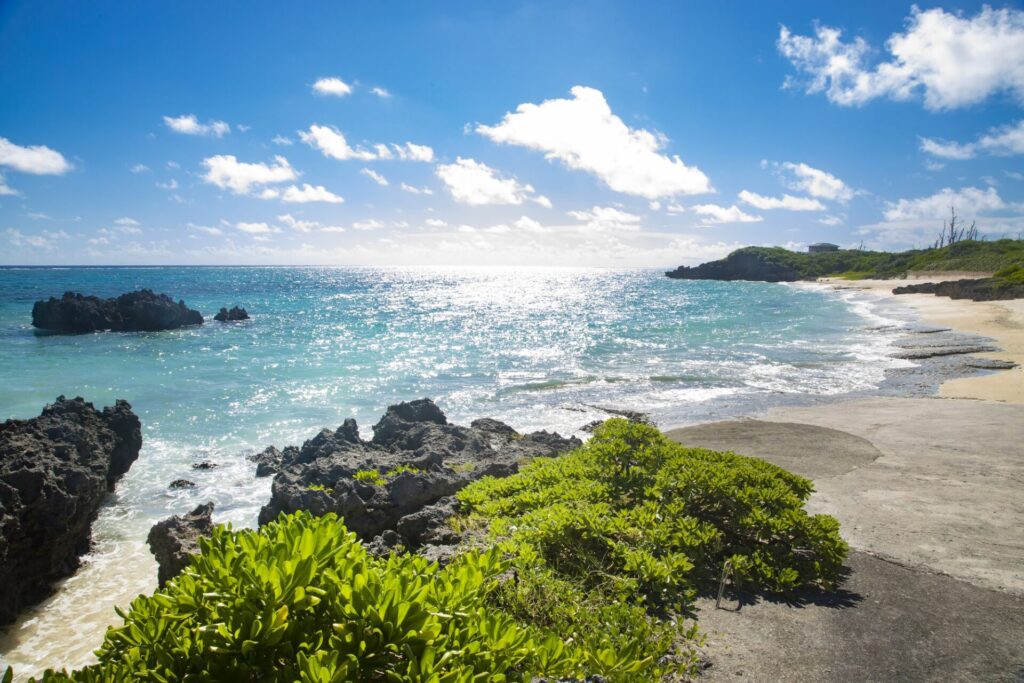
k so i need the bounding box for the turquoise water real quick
[0,266,908,675]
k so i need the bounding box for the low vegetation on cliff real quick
[666,239,1024,286]
[23,420,846,682]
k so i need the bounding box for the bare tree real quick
[932,206,978,249]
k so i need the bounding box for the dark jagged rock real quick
[169,479,196,489]
[191,461,218,470]
[893,345,998,360]
[893,278,1024,301]
[0,396,142,624]
[258,399,581,555]
[214,306,249,322]
[666,250,801,282]
[249,446,284,477]
[32,289,204,334]
[147,502,214,587]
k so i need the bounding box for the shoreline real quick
[818,277,1024,403]
[666,278,1024,681]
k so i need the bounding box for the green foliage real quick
[731,239,1024,280]
[458,419,847,601]
[305,483,333,493]
[386,464,422,478]
[32,512,610,682]
[353,469,386,486]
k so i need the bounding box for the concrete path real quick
[667,397,1024,682]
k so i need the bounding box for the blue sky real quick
[1,1,1022,266]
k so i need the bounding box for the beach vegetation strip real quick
[17,420,846,682]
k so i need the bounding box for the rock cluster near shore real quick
[214,306,249,322]
[31,290,204,333]
[257,399,580,559]
[147,502,215,587]
[892,278,1024,301]
[0,396,142,624]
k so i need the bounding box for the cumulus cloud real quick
[0,173,20,196]
[391,142,434,162]
[277,213,345,233]
[235,221,275,235]
[272,135,293,146]
[567,206,642,231]
[477,86,712,199]
[692,204,763,225]
[436,157,546,206]
[265,184,345,204]
[371,86,391,98]
[767,161,854,202]
[401,182,433,195]
[352,219,385,231]
[920,120,1024,160]
[778,6,1024,110]
[299,125,375,161]
[130,163,150,174]
[163,114,230,137]
[7,228,70,250]
[201,155,297,195]
[738,190,825,211]
[312,77,353,96]
[188,223,223,236]
[361,168,389,186]
[882,186,1005,222]
[0,137,72,174]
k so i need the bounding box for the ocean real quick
[0,266,912,675]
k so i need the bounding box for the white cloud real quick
[130,163,149,174]
[361,168,389,186]
[312,77,353,96]
[114,217,139,227]
[188,223,223,236]
[6,228,70,250]
[401,182,433,195]
[272,135,293,146]
[664,202,686,215]
[0,173,20,196]
[163,114,230,137]
[271,183,345,204]
[235,221,274,234]
[352,219,385,231]
[567,205,642,231]
[201,155,297,194]
[882,186,1005,221]
[371,86,391,98]
[778,6,1024,110]
[818,214,844,226]
[692,204,763,225]
[738,190,825,211]
[425,218,447,228]
[156,178,178,190]
[770,161,854,202]
[920,120,1024,160]
[436,157,544,206]
[391,142,434,162]
[276,214,346,233]
[0,137,72,174]
[514,216,550,233]
[299,125,376,161]
[477,85,712,199]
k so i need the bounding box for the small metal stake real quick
[716,559,733,609]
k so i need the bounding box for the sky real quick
[1,1,1023,267]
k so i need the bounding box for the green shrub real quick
[31,511,610,682]
[353,469,386,486]
[458,419,847,604]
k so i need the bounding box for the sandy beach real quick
[670,278,1024,682]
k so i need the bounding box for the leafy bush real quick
[30,512,605,682]
[352,469,386,486]
[458,419,847,604]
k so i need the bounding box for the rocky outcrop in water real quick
[214,306,249,322]
[0,396,142,624]
[666,250,801,282]
[258,399,581,557]
[147,502,215,587]
[32,290,204,334]
[893,278,1024,301]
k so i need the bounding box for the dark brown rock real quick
[147,502,215,587]
[31,290,203,333]
[0,396,142,624]
[213,306,249,322]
